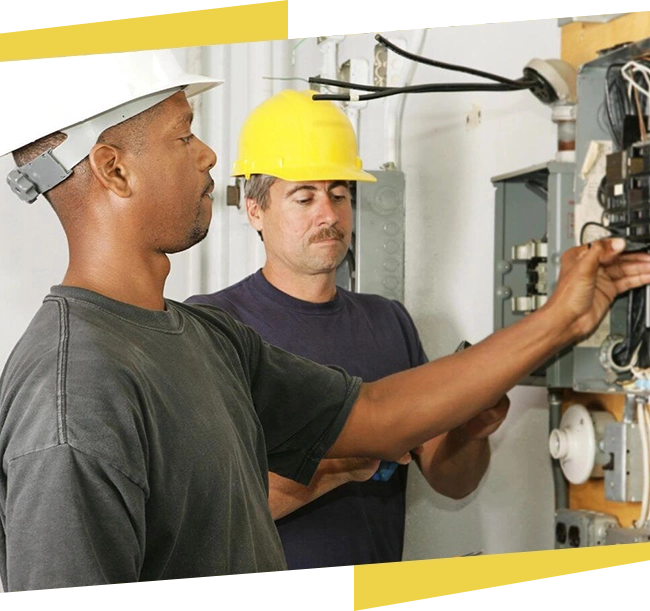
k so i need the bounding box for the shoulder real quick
[184,273,258,321]
[339,289,416,325]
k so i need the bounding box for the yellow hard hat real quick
[232,90,376,182]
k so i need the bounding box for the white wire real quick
[621,61,650,100]
[636,400,650,528]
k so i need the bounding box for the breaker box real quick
[493,37,650,393]
[336,169,406,302]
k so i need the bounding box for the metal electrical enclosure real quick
[492,161,575,387]
[493,37,650,393]
[336,170,406,302]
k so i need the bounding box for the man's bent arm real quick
[416,395,509,499]
[416,433,490,499]
[268,457,380,520]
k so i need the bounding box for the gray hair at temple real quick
[244,174,277,210]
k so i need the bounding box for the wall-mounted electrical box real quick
[336,170,406,302]
[492,161,575,387]
[554,509,618,548]
[493,37,650,394]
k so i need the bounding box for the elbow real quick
[430,478,480,501]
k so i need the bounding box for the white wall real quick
[0,18,561,565]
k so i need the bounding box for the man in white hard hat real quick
[1,51,649,592]
[187,89,509,570]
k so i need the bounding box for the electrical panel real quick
[493,38,650,394]
[495,39,650,548]
[492,161,575,387]
[336,170,406,302]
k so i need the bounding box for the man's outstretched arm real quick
[328,239,650,460]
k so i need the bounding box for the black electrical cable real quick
[374,33,533,88]
[605,63,626,149]
[613,287,646,368]
[309,77,389,92]
[312,81,529,102]
[579,221,624,245]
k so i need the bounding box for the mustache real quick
[309,226,346,243]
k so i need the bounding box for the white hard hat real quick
[1,49,222,202]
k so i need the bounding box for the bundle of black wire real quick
[612,287,650,369]
[310,34,536,102]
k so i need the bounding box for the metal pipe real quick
[548,389,568,510]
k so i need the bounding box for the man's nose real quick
[197,137,217,171]
[316,195,339,225]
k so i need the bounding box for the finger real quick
[611,252,650,264]
[594,238,627,265]
[398,452,415,465]
[559,241,608,281]
[482,405,508,424]
[603,259,650,281]
[613,272,650,293]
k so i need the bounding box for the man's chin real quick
[165,224,210,255]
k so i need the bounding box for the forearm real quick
[329,300,573,459]
[269,459,359,520]
[417,432,490,500]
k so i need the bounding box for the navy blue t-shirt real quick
[186,270,427,569]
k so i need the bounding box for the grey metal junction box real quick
[492,161,575,387]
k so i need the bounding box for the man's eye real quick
[180,135,194,144]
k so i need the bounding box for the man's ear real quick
[246,198,264,233]
[87,143,133,198]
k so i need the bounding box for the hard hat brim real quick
[232,164,377,183]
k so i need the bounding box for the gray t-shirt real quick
[0,286,361,591]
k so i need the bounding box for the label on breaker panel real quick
[577,140,613,244]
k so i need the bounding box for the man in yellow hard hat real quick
[187,90,510,569]
[1,53,648,592]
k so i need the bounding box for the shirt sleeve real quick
[4,444,146,591]
[237,324,362,486]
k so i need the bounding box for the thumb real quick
[395,452,413,465]
[588,237,626,265]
